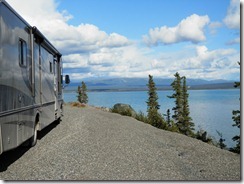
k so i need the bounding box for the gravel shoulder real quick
[0,105,241,180]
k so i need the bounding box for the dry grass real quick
[69,102,86,108]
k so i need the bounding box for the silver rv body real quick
[0,0,64,154]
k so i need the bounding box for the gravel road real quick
[0,105,240,180]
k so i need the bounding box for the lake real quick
[64,89,240,148]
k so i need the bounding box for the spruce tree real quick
[146,75,165,129]
[216,130,227,149]
[181,76,194,136]
[231,63,240,153]
[168,72,183,128]
[232,109,240,153]
[77,81,88,104]
[166,109,171,127]
[168,73,194,136]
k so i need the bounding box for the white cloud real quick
[139,45,239,80]
[177,45,237,70]
[7,0,132,55]
[86,45,239,80]
[88,46,153,77]
[101,33,132,48]
[7,0,61,19]
[61,45,153,79]
[88,51,115,66]
[223,0,240,29]
[143,14,210,46]
[167,45,239,79]
[69,72,95,80]
[63,54,88,68]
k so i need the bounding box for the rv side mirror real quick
[65,75,70,84]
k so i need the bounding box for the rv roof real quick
[33,26,62,57]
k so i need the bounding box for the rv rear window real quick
[19,39,27,67]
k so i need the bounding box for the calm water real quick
[64,89,240,148]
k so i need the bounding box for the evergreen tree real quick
[77,81,88,104]
[231,109,240,153]
[168,73,194,136]
[146,75,165,129]
[231,62,240,153]
[168,72,183,129]
[216,130,226,149]
[181,76,194,136]
[166,109,171,127]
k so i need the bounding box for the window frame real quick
[49,60,53,73]
[18,38,27,67]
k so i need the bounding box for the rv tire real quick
[30,120,38,147]
[55,117,61,125]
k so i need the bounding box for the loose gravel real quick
[0,105,240,180]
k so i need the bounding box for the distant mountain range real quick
[65,77,237,92]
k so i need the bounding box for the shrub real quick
[135,111,148,123]
[166,121,179,133]
[195,128,213,144]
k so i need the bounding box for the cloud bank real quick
[6,0,240,81]
[223,0,240,29]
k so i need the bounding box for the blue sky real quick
[58,0,229,39]
[7,0,241,81]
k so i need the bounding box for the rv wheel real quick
[30,121,38,147]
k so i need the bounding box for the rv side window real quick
[49,61,53,73]
[19,39,27,67]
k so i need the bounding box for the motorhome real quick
[0,0,69,155]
